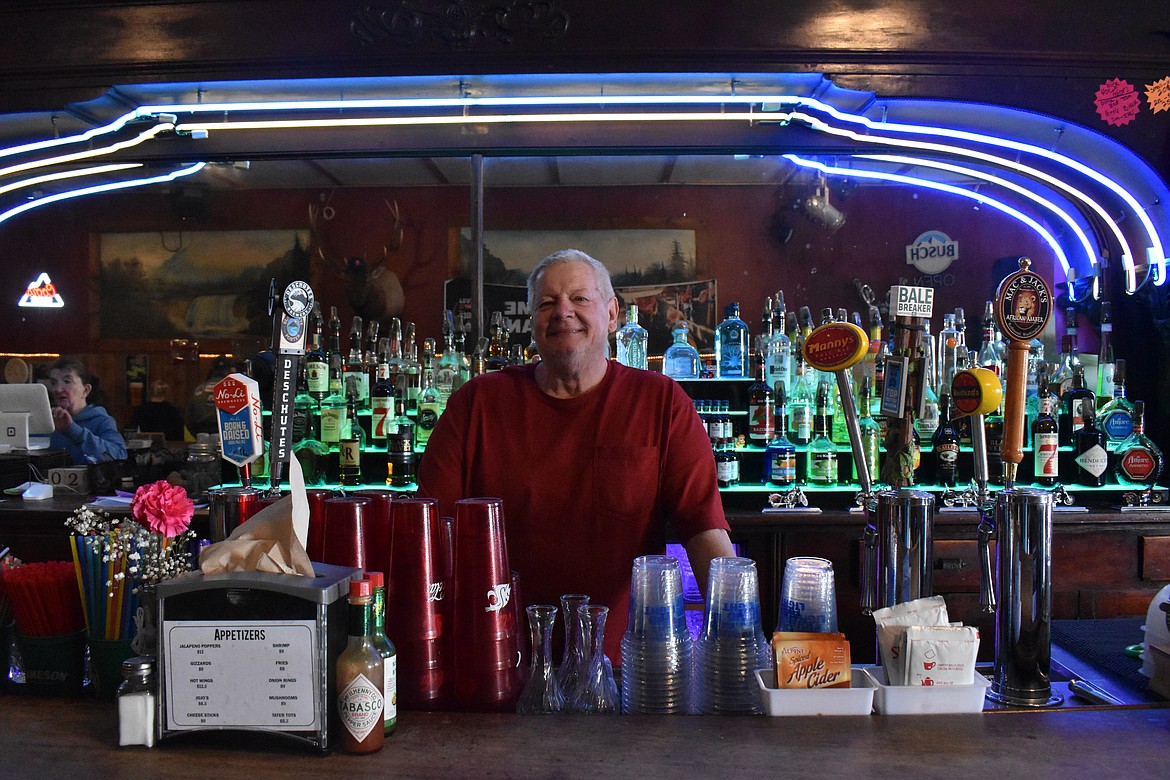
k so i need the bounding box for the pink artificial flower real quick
[130,480,195,538]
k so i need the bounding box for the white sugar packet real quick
[903,625,980,686]
[871,595,950,685]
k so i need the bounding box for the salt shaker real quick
[117,656,156,747]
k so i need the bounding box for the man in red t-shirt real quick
[418,249,734,663]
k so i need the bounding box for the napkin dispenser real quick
[154,562,360,751]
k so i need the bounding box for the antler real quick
[307,197,348,279]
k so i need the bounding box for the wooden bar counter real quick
[0,695,1167,777]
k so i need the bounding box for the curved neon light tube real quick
[0,84,1158,290]
[0,115,141,160]
[0,163,142,197]
[857,153,1099,278]
[0,124,173,181]
[783,153,1072,279]
[804,101,1166,285]
[0,163,206,225]
[785,110,1139,292]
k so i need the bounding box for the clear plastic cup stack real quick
[620,555,694,714]
[778,556,838,634]
[695,556,771,714]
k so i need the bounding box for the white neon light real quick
[784,154,1072,278]
[0,124,172,180]
[0,163,206,225]
[18,272,65,308]
[857,153,1099,278]
[0,163,142,197]
[0,82,1159,292]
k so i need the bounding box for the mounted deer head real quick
[308,194,406,330]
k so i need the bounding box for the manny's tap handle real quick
[994,258,1052,489]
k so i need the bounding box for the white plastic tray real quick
[858,666,990,714]
[754,669,874,716]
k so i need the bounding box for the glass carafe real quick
[556,594,589,696]
[517,605,565,714]
[570,605,619,714]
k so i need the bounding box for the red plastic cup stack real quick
[319,495,371,569]
[353,490,395,585]
[451,497,522,712]
[304,488,335,562]
[385,497,449,709]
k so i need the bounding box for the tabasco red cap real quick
[349,578,372,601]
[802,321,869,372]
[367,571,384,589]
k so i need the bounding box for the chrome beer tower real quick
[980,258,1062,707]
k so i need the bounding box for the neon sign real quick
[18,272,64,308]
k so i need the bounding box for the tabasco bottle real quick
[367,571,398,736]
[337,579,384,754]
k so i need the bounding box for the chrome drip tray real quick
[978,643,1164,711]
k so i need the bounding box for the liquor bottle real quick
[856,376,882,485]
[978,300,1003,378]
[1032,373,1059,486]
[386,318,406,404]
[486,311,509,372]
[291,359,316,445]
[1072,409,1109,487]
[472,336,489,377]
[765,383,797,487]
[416,355,442,447]
[937,312,961,390]
[524,334,540,363]
[344,315,370,410]
[806,383,838,486]
[1025,338,1045,429]
[1096,358,1135,443]
[305,305,331,402]
[715,302,749,378]
[985,399,1005,485]
[319,374,349,448]
[338,385,364,486]
[337,579,384,754]
[715,438,740,488]
[1059,364,1095,445]
[765,292,792,393]
[1114,401,1164,486]
[364,320,381,397]
[386,392,416,488]
[746,350,774,446]
[404,323,422,412]
[932,392,961,488]
[328,305,344,397]
[436,310,462,403]
[454,322,473,384]
[1049,308,1081,397]
[915,346,941,440]
[788,342,814,446]
[367,571,398,737]
[615,302,649,370]
[370,337,395,447]
[663,321,701,379]
[1096,301,1116,405]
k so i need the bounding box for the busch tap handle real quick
[268,280,315,492]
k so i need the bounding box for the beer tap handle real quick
[971,412,990,503]
[1000,341,1029,489]
[994,257,1053,490]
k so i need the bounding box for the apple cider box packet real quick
[772,632,852,689]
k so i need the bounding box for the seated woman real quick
[49,357,128,464]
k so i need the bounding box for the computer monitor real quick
[0,382,55,450]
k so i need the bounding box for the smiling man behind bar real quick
[418,248,735,663]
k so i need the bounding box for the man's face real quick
[532,261,618,367]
